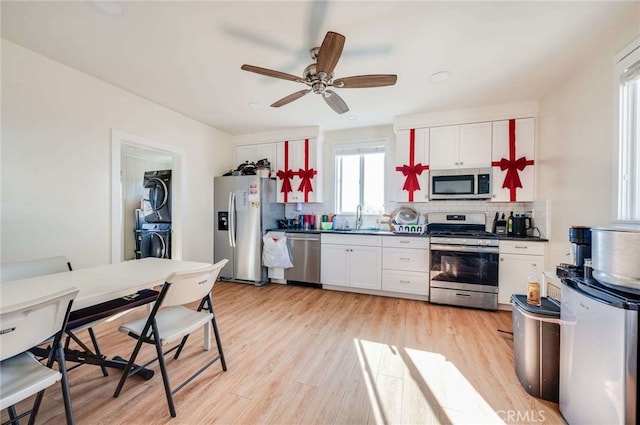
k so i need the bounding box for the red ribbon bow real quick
[396,163,429,193]
[492,119,534,201]
[276,169,296,195]
[495,157,532,191]
[297,168,317,196]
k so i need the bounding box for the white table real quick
[1,258,211,311]
[1,258,216,354]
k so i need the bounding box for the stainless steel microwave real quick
[429,167,492,200]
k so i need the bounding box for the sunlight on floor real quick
[354,339,504,424]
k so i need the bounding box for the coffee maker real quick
[557,226,592,277]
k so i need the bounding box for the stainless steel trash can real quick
[511,294,561,402]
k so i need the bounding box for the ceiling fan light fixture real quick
[312,82,326,94]
[303,63,317,80]
[430,71,452,83]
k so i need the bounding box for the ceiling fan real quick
[241,31,397,114]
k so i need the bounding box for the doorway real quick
[111,129,185,262]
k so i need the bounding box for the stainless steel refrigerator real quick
[214,176,284,285]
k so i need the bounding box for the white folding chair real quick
[0,287,79,425]
[1,256,109,376]
[113,259,228,417]
[0,256,72,283]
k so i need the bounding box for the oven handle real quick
[430,244,498,254]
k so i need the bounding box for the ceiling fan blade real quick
[271,89,311,108]
[334,74,398,88]
[316,31,345,76]
[323,90,349,114]
[241,65,301,82]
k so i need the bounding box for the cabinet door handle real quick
[515,245,528,249]
[399,280,411,283]
[400,240,410,244]
[500,257,504,261]
[455,293,471,297]
[400,258,411,261]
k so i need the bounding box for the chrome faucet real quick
[355,204,363,230]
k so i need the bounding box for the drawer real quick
[383,248,428,272]
[321,233,382,246]
[430,287,497,310]
[382,270,429,295]
[499,240,545,256]
[382,236,429,249]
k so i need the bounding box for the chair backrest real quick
[161,259,228,307]
[0,255,72,283]
[0,287,79,360]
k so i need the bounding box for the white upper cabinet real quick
[235,143,277,172]
[429,122,492,169]
[275,138,322,203]
[394,128,430,202]
[491,118,535,202]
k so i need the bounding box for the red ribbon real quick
[297,168,317,199]
[276,169,295,199]
[395,128,429,201]
[276,141,294,202]
[297,139,317,202]
[492,119,534,202]
[276,139,317,202]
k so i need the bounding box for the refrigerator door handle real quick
[229,191,236,247]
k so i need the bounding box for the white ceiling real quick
[1,1,634,136]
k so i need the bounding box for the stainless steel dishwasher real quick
[284,232,321,284]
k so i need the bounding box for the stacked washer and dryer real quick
[135,170,172,259]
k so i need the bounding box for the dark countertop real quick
[269,228,425,237]
[269,228,547,241]
[270,228,398,236]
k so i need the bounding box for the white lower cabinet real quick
[381,236,429,296]
[498,241,546,305]
[321,234,381,290]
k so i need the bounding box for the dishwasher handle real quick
[286,236,321,242]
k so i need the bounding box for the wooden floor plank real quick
[1,282,566,424]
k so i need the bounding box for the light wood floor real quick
[5,282,565,424]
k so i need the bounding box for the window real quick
[615,39,640,222]
[334,142,385,214]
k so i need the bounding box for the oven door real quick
[429,243,499,293]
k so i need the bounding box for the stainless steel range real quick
[427,213,499,310]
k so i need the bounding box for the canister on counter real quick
[527,266,541,306]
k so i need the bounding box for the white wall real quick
[537,7,640,267]
[1,40,233,268]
